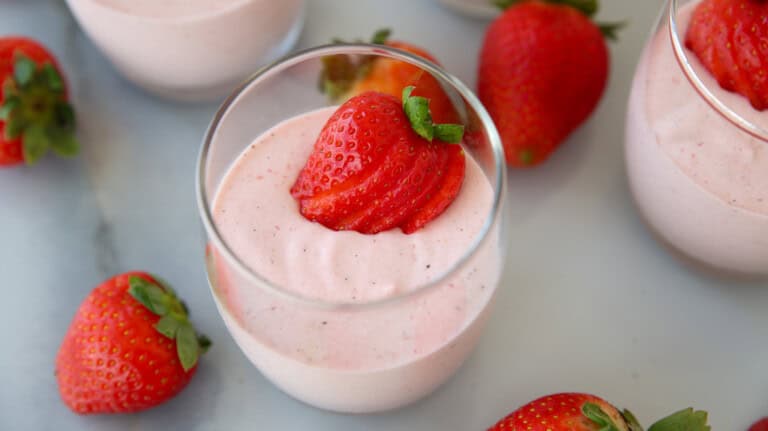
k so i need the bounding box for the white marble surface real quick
[1,0,766,429]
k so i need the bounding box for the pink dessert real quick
[66,0,305,101]
[625,1,768,276]
[208,107,502,412]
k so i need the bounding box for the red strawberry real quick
[488,392,710,431]
[0,36,78,166]
[55,272,210,414]
[685,0,768,111]
[750,418,768,431]
[320,29,459,123]
[291,86,466,234]
[478,0,618,167]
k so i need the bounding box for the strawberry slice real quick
[291,86,466,234]
[685,0,768,110]
[401,144,465,234]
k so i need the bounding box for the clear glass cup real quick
[65,0,305,102]
[196,44,507,413]
[625,0,768,276]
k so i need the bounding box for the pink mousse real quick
[209,107,501,412]
[626,1,768,274]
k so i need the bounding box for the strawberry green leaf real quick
[371,28,391,45]
[127,275,211,372]
[402,86,435,141]
[6,117,26,139]
[128,276,168,315]
[622,409,645,431]
[434,124,464,144]
[0,96,20,120]
[599,21,626,41]
[42,64,64,92]
[176,323,200,372]
[22,125,50,165]
[13,55,36,88]
[648,408,710,431]
[53,103,76,131]
[402,85,465,144]
[319,54,358,100]
[582,402,624,431]
[155,315,180,338]
[49,131,79,157]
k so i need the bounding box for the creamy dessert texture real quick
[625,1,768,274]
[66,0,304,100]
[208,107,500,411]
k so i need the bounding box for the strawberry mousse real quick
[207,106,502,412]
[625,0,768,275]
[65,0,305,101]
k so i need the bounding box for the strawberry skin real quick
[478,1,609,167]
[56,272,210,414]
[750,418,768,431]
[685,0,768,111]
[291,89,465,234]
[489,393,630,431]
[320,30,460,124]
[489,392,711,431]
[0,36,78,166]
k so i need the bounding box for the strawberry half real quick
[685,0,768,111]
[319,29,459,123]
[291,86,466,235]
[55,272,210,414]
[0,36,78,166]
[488,392,710,431]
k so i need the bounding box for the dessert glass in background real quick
[65,0,305,102]
[196,44,507,413]
[625,0,768,276]
[437,0,500,19]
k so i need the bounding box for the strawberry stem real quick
[402,86,464,143]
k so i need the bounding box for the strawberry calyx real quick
[583,403,710,431]
[319,28,392,101]
[494,0,624,41]
[402,86,464,143]
[127,276,211,372]
[647,408,711,431]
[0,53,78,165]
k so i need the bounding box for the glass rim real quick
[668,0,768,142]
[195,43,507,311]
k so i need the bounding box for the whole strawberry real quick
[320,29,459,123]
[478,1,618,167]
[0,36,78,166]
[55,272,210,414]
[488,392,710,431]
[291,86,465,234]
[685,0,768,110]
